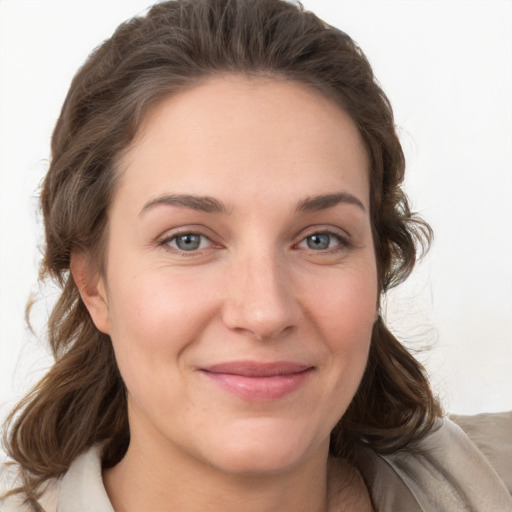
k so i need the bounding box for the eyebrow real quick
[295,192,366,213]
[140,191,366,216]
[140,194,231,216]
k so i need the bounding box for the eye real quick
[164,232,213,252]
[305,233,332,250]
[296,231,348,251]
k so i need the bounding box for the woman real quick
[1,1,511,510]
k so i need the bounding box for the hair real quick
[2,0,441,507]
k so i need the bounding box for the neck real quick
[104,436,332,512]
[103,408,372,512]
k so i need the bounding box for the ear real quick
[70,251,110,334]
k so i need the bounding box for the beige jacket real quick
[2,412,512,511]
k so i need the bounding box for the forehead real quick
[115,75,370,211]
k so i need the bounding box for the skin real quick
[73,76,377,512]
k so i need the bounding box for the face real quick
[84,76,377,476]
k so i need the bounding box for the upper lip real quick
[201,361,313,377]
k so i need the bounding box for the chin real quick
[211,446,305,477]
[197,418,326,476]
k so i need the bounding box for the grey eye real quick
[175,234,202,251]
[306,234,331,250]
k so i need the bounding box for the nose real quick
[221,250,302,341]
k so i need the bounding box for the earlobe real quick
[70,251,110,334]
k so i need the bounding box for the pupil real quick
[308,234,329,250]
[177,234,200,251]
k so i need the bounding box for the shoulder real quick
[1,445,110,512]
[450,410,512,494]
[53,444,114,512]
[359,413,512,511]
[396,415,512,509]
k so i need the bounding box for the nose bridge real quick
[222,242,300,340]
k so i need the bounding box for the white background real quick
[1,0,511,433]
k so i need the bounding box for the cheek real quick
[284,262,377,439]
[310,262,377,387]
[104,268,218,394]
[314,262,377,340]
[108,266,213,337]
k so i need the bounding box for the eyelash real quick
[158,228,351,256]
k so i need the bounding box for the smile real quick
[199,361,314,401]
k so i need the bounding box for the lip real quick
[199,361,314,401]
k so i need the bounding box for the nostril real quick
[249,324,295,342]
[222,299,300,341]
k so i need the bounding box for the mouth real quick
[199,361,314,401]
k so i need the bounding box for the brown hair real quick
[3,0,441,506]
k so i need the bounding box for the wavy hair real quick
[3,0,441,507]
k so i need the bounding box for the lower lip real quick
[201,369,313,401]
